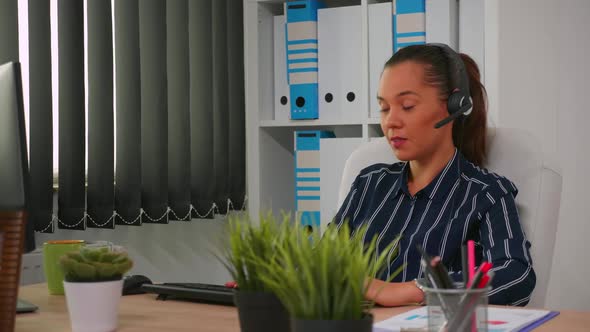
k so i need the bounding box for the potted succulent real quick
[257,223,402,332]
[216,212,291,332]
[58,246,133,332]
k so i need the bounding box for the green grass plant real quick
[256,222,402,320]
[216,211,291,292]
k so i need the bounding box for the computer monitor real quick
[0,61,35,252]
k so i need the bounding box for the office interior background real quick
[2,0,590,312]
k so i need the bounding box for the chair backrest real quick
[337,128,562,307]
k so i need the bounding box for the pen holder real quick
[421,284,489,332]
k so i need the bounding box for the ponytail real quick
[453,53,487,166]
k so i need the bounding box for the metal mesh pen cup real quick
[421,284,490,332]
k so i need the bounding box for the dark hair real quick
[384,45,488,166]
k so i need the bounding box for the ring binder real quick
[286,0,323,119]
[294,130,334,232]
[318,5,363,122]
[393,0,426,53]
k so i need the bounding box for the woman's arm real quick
[365,279,424,307]
[475,191,536,306]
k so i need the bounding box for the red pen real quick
[478,270,495,289]
[478,275,490,289]
[479,261,493,275]
[469,262,493,290]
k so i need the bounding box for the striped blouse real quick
[334,149,536,306]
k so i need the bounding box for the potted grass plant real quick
[256,222,402,332]
[58,247,133,332]
[216,212,291,332]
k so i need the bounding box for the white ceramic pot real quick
[63,279,123,332]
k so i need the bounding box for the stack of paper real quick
[373,307,559,332]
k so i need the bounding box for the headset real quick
[430,43,473,129]
[429,45,476,271]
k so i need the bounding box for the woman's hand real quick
[365,278,424,307]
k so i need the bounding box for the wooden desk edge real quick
[15,284,590,332]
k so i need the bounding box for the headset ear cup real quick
[447,92,464,115]
[448,92,473,117]
[462,96,473,116]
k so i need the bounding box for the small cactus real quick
[58,247,133,282]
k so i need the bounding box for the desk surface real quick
[15,283,590,332]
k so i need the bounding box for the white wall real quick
[546,0,590,310]
[35,217,232,284]
[496,0,559,158]
[494,0,590,310]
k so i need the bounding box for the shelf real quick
[260,119,362,127]
[260,118,384,127]
[367,121,384,137]
[251,0,282,3]
[252,0,361,6]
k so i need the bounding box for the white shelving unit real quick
[243,0,485,222]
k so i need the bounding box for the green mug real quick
[43,240,85,295]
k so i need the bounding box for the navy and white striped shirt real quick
[334,149,536,306]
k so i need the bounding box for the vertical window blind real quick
[1,0,246,233]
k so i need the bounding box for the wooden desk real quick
[15,283,589,331]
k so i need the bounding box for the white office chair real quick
[337,128,562,307]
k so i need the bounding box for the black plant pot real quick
[291,314,373,332]
[233,290,290,332]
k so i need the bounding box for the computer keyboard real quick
[164,283,232,292]
[141,282,235,306]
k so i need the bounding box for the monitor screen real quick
[0,61,35,252]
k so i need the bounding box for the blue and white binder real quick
[286,0,323,120]
[294,130,334,231]
[393,0,426,53]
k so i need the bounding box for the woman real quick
[334,44,535,306]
